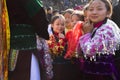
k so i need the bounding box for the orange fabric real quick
[65,21,83,58]
[0,0,10,80]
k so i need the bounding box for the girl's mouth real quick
[91,16,98,19]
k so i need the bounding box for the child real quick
[47,14,67,80]
[63,8,74,34]
[64,11,85,80]
[64,10,84,58]
[47,14,82,80]
[47,14,66,58]
[78,0,120,80]
[70,10,84,28]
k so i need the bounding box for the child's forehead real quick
[89,0,105,8]
[54,18,65,22]
[64,12,71,17]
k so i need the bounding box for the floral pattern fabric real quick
[47,33,66,58]
[79,19,120,58]
[37,36,53,79]
[78,19,120,77]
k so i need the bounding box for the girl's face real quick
[64,12,71,26]
[52,18,65,33]
[88,0,109,23]
[71,14,80,27]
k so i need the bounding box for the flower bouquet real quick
[47,34,66,58]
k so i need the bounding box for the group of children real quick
[46,0,120,80]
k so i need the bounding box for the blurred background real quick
[41,0,88,11]
[41,0,119,12]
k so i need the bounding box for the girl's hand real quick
[83,18,94,34]
[49,34,55,42]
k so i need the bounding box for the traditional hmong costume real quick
[79,18,120,80]
[63,21,85,80]
[47,28,83,80]
[6,0,53,80]
[65,21,83,58]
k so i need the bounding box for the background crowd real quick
[41,0,119,11]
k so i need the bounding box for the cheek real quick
[100,11,107,15]
[53,26,59,32]
[59,26,65,32]
[71,22,74,26]
[62,26,65,31]
[71,22,75,27]
[99,13,108,19]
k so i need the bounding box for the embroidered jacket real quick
[78,19,120,76]
[79,19,120,57]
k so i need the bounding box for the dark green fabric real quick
[10,24,36,50]
[25,0,43,18]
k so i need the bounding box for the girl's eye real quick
[89,8,94,11]
[97,8,103,11]
[55,23,59,26]
[57,24,59,26]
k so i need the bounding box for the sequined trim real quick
[9,49,19,71]
[37,36,53,79]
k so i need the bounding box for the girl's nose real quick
[92,10,97,14]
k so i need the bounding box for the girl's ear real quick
[107,14,110,18]
[106,11,111,18]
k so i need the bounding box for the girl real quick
[63,8,74,34]
[78,0,120,80]
[47,15,66,57]
[47,14,67,80]
[64,10,84,58]
[64,11,85,80]
[70,10,84,28]
[47,14,81,80]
